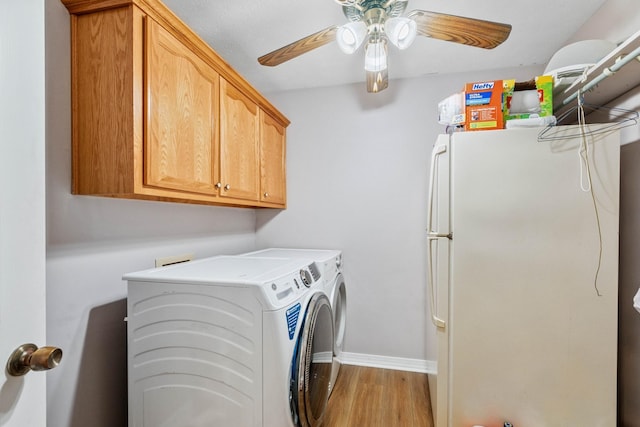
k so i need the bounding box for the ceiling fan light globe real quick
[337,22,367,54]
[385,17,417,50]
[364,41,388,72]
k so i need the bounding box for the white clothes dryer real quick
[123,255,333,427]
[240,249,347,396]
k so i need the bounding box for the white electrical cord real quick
[576,95,603,296]
[577,95,592,192]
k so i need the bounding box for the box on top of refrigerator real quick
[464,80,504,131]
[503,75,553,121]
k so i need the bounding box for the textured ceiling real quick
[161,0,609,94]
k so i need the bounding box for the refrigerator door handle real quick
[427,236,447,329]
[426,144,448,329]
[428,232,452,239]
[427,144,447,235]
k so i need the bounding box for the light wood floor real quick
[323,365,434,427]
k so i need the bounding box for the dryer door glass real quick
[333,274,347,355]
[292,293,334,427]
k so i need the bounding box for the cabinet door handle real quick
[224,184,231,191]
[264,192,269,198]
[215,182,222,189]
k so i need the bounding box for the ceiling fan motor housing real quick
[364,8,386,41]
[342,0,408,23]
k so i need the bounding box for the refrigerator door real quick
[441,126,619,427]
[427,136,451,329]
[428,134,452,427]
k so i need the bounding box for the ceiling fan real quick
[258,0,512,93]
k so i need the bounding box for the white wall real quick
[256,64,544,365]
[567,0,640,45]
[45,2,258,426]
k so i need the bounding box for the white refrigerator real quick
[426,125,620,427]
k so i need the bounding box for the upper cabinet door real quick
[260,110,286,206]
[219,79,260,202]
[63,0,288,208]
[145,19,219,195]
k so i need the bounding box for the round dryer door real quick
[332,274,347,357]
[290,293,334,427]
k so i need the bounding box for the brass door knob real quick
[6,343,63,376]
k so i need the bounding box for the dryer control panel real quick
[262,264,321,309]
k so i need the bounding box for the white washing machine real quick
[123,255,334,427]
[240,249,347,396]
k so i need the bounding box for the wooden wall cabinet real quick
[219,79,260,202]
[145,19,220,197]
[260,111,287,205]
[62,0,288,208]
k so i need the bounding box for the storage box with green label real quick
[503,75,553,121]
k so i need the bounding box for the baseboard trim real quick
[339,352,437,375]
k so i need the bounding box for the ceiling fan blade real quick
[407,10,512,49]
[258,26,339,66]
[366,69,389,93]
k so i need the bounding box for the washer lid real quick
[241,248,343,282]
[242,248,341,263]
[123,255,311,285]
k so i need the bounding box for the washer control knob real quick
[300,269,312,287]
